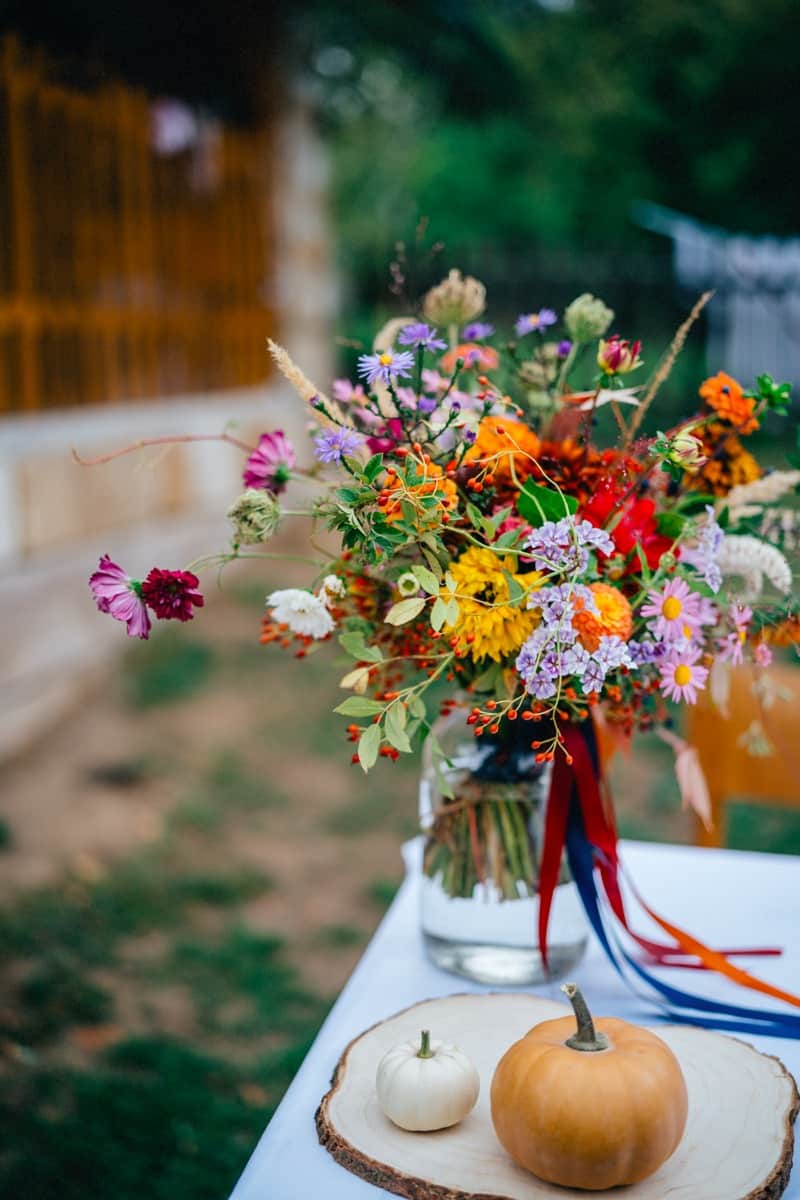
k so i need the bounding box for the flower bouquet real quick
[85,269,800,1018]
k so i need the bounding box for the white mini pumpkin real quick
[375,1029,480,1132]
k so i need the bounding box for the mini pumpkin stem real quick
[418,1029,434,1059]
[561,982,609,1052]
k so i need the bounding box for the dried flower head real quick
[227,489,281,545]
[423,269,486,327]
[564,293,614,343]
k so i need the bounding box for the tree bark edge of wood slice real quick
[316,993,799,1200]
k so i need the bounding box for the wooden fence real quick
[0,37,275,415]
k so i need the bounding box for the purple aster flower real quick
[394,386,418,410]
[463,429,477,444]
[397,323,447,352]
[515,308,558,337]
[314,426,365,464]
[357,348,416,388]
[243,431,296,494]
[462,322,494,341]
[421,368,445,393]
[557,339,573,358]
[417,395,438,415]
[332,378,365,403]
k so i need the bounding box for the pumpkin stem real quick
[417,1029,434,1059]
[561,983,609,1052]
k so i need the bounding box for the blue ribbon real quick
[565,801,800,1040]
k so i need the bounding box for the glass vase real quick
[419,707,588,986]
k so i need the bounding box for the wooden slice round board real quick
[316,993,799,1200]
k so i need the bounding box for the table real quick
[231,839,800,1200]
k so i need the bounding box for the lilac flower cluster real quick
[524,518,615,576]
[680,505,724,593]
[515,584,637,700]
[314,426,365,464]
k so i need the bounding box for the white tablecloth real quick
[231,839,800,1200]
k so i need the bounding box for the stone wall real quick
[0,100,336,758]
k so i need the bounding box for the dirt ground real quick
[0,567,713,1199]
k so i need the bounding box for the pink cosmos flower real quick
[717,632,744,665]
[243,431,296,493]
[754,642,773,668]
[659,647,709,704]
[640,577,703,642]
[141,568,204,622]
[717,604,752,664]
[89,555,151,639]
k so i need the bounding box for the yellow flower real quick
[442,547,541,662]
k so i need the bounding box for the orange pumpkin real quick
[490,984,688,1191]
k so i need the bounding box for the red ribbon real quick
[538,720,782,971]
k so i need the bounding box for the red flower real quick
[580,482,671,573]
[366,418,404,455]
[141,568,204,622]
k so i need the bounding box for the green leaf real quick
[472,662,501,692]
[656,512,687,538]
[501,569,525,605]
[357,723,381,771]
[407,694,426,719]
[445,571,457,594]
[430,596,449,632]
[517,480,577,526]
[385,596,427,625]
[678,492,717,514]
[485,504,513,534]
[334,697,385,717]
[494,528,524,550]
[420,547,444,580]
[466,501,485,530]
[428,735,454,801]
[385,705,412,753]
[411,564,440,595]
[363,453,384,482]
[339,632,384,663]
[445,598,460,624]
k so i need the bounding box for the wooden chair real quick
[687,662,800,847]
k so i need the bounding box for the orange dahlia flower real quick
[572,582,633,652]
[463,415,541,487]
[699,371,759,434]
[440,343,499,374]
[378,461,458,525]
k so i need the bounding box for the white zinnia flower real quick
[716,534,793,601]
[266,588,335,639]
[319,575,346,606]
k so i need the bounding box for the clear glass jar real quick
[419,706,588,986]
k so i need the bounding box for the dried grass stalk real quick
[625,291,714,446]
